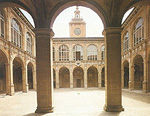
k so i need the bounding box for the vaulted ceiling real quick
[0,0,149,28]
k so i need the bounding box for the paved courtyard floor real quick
[0,88,150,116]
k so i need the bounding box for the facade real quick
[121,5,150,92]
[0,7,36,95]
[52,7,105,89]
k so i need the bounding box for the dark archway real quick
[27,62,34,90]
[123,61,129,88]
[53,69,56,88]
[13,57,23,92]
[59,67,70,88]
[87,66,98,87]
[73,67,84,88]
[101,67,105,87]
[133,55,144,90]
[0,50,8,94]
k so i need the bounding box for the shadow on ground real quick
[23,113,47,116]
[98,111,120,116]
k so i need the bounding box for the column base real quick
[23,84,29,93]
[104,105,124,112]
[9,84,14,96]
[35,107,53,113]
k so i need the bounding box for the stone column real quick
[32,69,37,90]
[84,67,87,88]
[34,28,53,113]
[70,67,73,88]
[56,67,59,89]
[129,60,134,90]
[103,27,124,112]
[5,61,14,95]
[121,64,124,88]
[22,65,29,93]
[98,67,102,88]
[143,56,148,93]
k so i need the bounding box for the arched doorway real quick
[87,66,98,87]
[13,57,23,92]
[27,62,34,90]
[53,69,56,88]
[133,55,144,90]
[101,67,105,87]
[123,61,129,88]
[73,67,84,88]
[0,50,7,94]
[59,67,70,88]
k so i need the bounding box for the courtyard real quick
[0,89,150,116]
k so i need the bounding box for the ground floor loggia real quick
[0,88,150,116]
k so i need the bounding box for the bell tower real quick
[69,6,86,37]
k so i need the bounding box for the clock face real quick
[74,28,81,35]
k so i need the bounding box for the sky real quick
[20,6,133,38]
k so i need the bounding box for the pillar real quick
[34,28,53,113]
[32,69,37,90]
[103,27,124,112]
[70,70,73,88]
[129,60,134,90]
[5,61,14,95]
[22,65,29,93]
[143,56,148,93]
[56,67,59,89]
[98,68,102,88]
[84,67,87,88]
[121,64,124,88]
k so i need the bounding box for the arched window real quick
[11,18,22,48]
[123,32,129,52]
[53,47,55,61]
[101,45,105,61]
[73,45,83,61]
[59,45,69,61]
[26,32,32,54]
[87,45,97,60]
[0,10,4,37]
[133,17,144,46]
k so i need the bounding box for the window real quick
[0,10,4,37]
[11,18,22,48]
[87,45,97,60]
[101,45,105,61]
[73,45,83,61]
[59,45,69,61]
[133,18,144,46]
[53,47,55,61]
[123,32,129,52]
[26,32,32,54]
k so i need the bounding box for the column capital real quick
[34,28,51,38]
[104,27,122,36]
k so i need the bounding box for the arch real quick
[13,57,23,92]
[0,49,8,94]
[53,69,56,88]
[50,0,106,28]
[73,67,84,88]
[101,67,105,87]
[27,62,34,90]
[73,44,83,61]
[59,67,70,88]
[123,60,129,88]
[87,66,98,87]
[133,55,144,90]
[87,44,98,60]
[59,45,69,61]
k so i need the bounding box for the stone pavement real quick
[0,88,150,116]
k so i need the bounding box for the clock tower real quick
[69,6,86,37]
